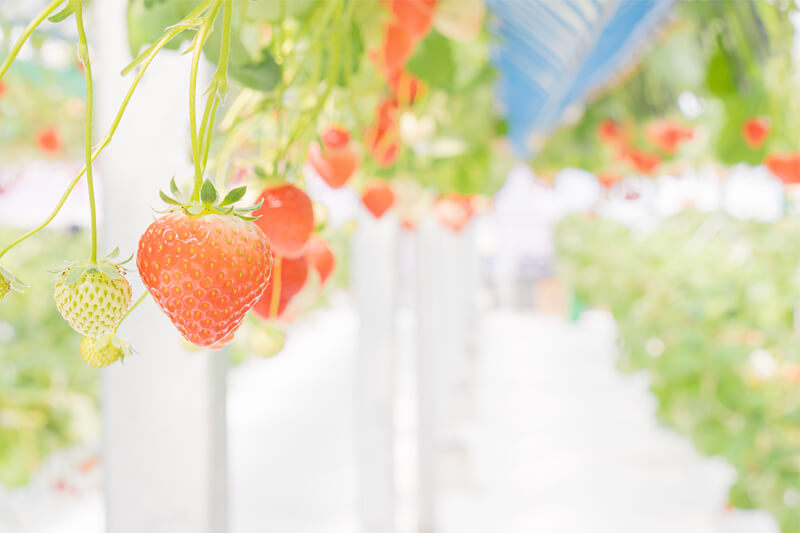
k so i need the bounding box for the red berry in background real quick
[0,80,6,98]
[434,194,473,232]
[254,184,315,258]
[765,152,800,185]
[308,127,358,188]
[645,119,694,154]
[36,126,62,155]
[253,255,309,320]
[742,117,770,148]
[365,100,401,167]
[623,149,661,175]
[362,182,396,218]
[390,0,436,42]
[597,119,625,145]
[137,212,273,349]
[304,235,336,286]
[387,69,423,106]
[379,21,414,74]
[597,172,621,189]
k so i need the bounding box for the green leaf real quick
[159,191,181,206]
[706,47,736,98]
[126,0,195,56]
[200,180,218,205]
[170,177,181,198]
[97,264,121,279]
[244,0,319,23]
[221,186,247,206]
[48,5,76,23]
[64,266,86,286]
[406,31,455,90]
[105,247,121,261]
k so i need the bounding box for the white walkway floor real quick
[5,309,780,532]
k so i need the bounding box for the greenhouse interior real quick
[1,0,800,532]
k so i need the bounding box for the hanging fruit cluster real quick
[0,0,504,366]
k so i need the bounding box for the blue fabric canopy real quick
[486,0,675,156]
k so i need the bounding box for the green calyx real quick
[0,267,29,300]
[159,178,262,220]
[53,247,132,286]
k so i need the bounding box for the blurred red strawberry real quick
[253,255,309,320]
[764,152,800,184]
[308,127,358,188]
[623,149,661,175]
[387,69,423,106]
[645,119,693,154]
[389,0,436,42]
[362,181,395,218]
[742,117,770,149]
[597,119,625,146]
[36,126,62,155]
[0,80,6,98]
[365,100,401,167]
[304,235,336,285]
[376,21,414,75]
[597,172,621,189]
[435,194,473,232]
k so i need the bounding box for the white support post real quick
[93,2,227,533]
[415,217,479,532]
[352,210,399,533]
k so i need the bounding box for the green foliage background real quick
[556,212,800,532]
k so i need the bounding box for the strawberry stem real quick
[269,257,283,320]
[73,0,98,263]
[115,292,149,333]
[0,9,200,261]
[0,0,66,80]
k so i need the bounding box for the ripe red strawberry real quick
[0,80,6,98]
[36,126,62,155]
[308,127,358,188]
[597,172,621,189]
[304,235,335,285]
[434,194,473,232]
[365,100,400,167]
[597,119,625,146]
[390,0,436,42]
[645,119,693,154]
[362,182,396,218]
[379,21,414,74]
[622,148,661,175]
[253,255,309,320]
[387,69,423,106]
[742,117,770,148]
[137,209,273,349]
[765,152,800,185]
[254,184,315,258]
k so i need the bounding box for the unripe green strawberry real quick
[80,334,132,368]
[0,267,28,301]
[54,262,132,337]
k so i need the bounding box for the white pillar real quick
[415,216,479,532]
[352,210,398,533]
[93,2,227,533]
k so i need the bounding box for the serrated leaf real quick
[48,5,76,23]
[200,180,218,205]
[221,186,247,206]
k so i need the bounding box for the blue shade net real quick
[486,0,675,157]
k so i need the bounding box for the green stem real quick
[189,0,222,201]
[0,20,187,261]
[115,292,149,332]
[73,0,98,263]
[197,0,232,179]
[0,0,65,80]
